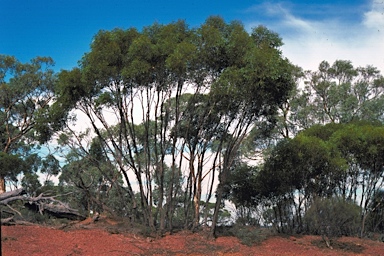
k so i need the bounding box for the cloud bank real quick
[245,0,384,73]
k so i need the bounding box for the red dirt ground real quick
[2,218,384,256]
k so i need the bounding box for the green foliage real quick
[41,154,60,177]
[271,59,384,143]
[261,121,384,202]
[299,60,383,128]
[51,16,296,233]
[0,152,25,181]
[304,197,361,238]
[228,225,270,246]
[260,134,344,199]
[0,55,60,192]
[0,55,58,145]
[251,25,283,49]
[21,172,41,195]
[59,151,128,216]
[251,122,384,235]
[57,135,134,218]
[2,15,384,240]
[224,164,260,207]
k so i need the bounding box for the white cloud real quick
[246,1,384,73]
[364,1,384,29]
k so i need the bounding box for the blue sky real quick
[1,0,384,73]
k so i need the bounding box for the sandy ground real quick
[2,218,384,256]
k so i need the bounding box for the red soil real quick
[2,218,384,256]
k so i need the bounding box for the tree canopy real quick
[52,16,295,234]
[0,55,58,193]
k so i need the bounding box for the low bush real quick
[304,197,361,247]
[227,224,271,246]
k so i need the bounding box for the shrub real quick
[229,224,271,246]
[304,197,361,247]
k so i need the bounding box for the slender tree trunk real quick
[211,181,223,236]
[212,162,229,236]
[0,176,5,194]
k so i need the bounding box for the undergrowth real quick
[217,225,272,246]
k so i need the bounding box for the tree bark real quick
[0,176,6,194]
[0,188,26,201]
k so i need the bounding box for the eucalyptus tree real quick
[282,122,384,235]
[292,60,384,130]
[303,122,384,236]
[249,59,384,192]
[328,123,384,236]
[55,17,295,233]
[168,92,223,229]
[238,64,304,164]
[231,58,384,233]
[255,122,384,234]
[166,19,295,232]
[207,23,295,235]
[222,163,262,225]
[55,21,201,230]
[0,55,57,193]
[256,130,345,232]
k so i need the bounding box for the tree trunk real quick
[0,176,6,194]
[211,181,224,237]
[192,187,201,230]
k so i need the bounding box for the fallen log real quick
[1,216,14,224]
[1,216,37,226]
[0,188,86,222]
[0,188,26,204]
[24,200,85,220]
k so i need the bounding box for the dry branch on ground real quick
[0,188,86,224]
